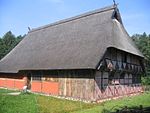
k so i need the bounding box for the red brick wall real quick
[0,78,6,87]
[15,80,25,90]
[0,74,59,95]
[6,79,15,88]
[31,81,42,92]
[31,81,59,95]
[42,81,59,95]
[0,74,26,90]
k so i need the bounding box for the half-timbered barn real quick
[0,5,144,102]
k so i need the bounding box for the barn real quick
[0,5,144,102]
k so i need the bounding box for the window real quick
[108,71,114,84]
[45,77,58,82]
[32,71,42,81]
[44,71,59,82]
[108,71,119,85]
[128,74,132,84]
[101,72,108,91]
[105,49,111,59]
[117,51,122,62]
[111,48,117,60]
[124,73,129,85]
[133,74,141,84]
[119,73,125,84]
[127,54,131,63]
[120,72,125,79]
[113,11,120,22]
[122,52,127,63]
[102,72,108,86]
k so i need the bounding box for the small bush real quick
[141,76,150,85]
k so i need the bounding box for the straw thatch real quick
[0,5,143,73]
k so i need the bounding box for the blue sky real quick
[0,0,150,37]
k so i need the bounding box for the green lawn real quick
[0,88,150,113]
[0,89,37,113]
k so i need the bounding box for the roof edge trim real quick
[107,46,144,58]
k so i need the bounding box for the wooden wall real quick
[30,70,95,101]
[58,70,95,101]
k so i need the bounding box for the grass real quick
[0,88,150,113]
[0,88,17,93]
[37,95,95,113]
[0,89,37,113]
[75,92,150,113]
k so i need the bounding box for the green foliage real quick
[0,31,24,60]
[141,76,150,85]
[132,32,150,76]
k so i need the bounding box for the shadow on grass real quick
[21,91,32,95]
[102,105,150,113]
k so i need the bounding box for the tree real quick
[0,31,24,59]
[132,32,150,76]
[0,38,5,59]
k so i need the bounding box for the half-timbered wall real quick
[29,70,95,101]
[104,47,143,84]
[95,71,143,101]
[95,47,143,101]
[58,70,95,101]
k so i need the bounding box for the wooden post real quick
[30,71,33,91]
[63,71,67,96]
[41,71,43,93]
[14,78,15,89]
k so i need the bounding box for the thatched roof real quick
[0,5,143,73]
